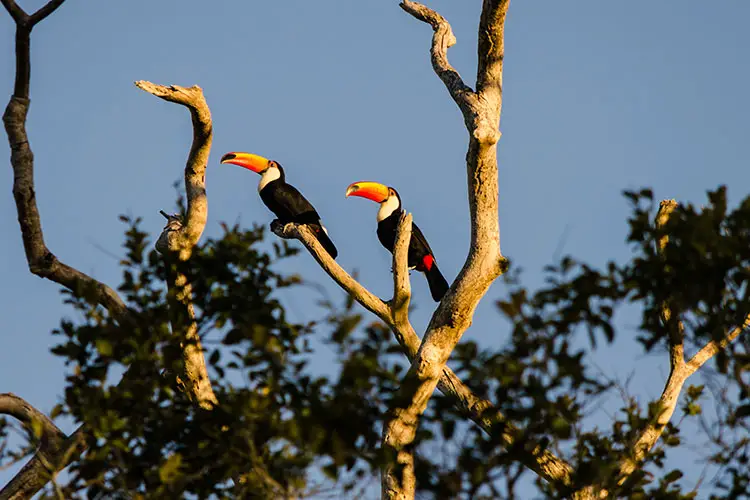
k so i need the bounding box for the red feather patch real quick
[421,254,434,271]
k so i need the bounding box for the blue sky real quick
[2,0,749,496]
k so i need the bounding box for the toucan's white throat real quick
[377,196,400,223]
[258,167,281,192]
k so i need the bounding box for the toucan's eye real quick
[389,189,395,196]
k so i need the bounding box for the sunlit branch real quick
[381,2,509,497]
[136,81,217,410]
[610,199,749,490]
[655,199,684,370]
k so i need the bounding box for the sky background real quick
[2,0,750,497]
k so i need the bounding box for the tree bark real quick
[136,81,217,409]
[381,2,509,497]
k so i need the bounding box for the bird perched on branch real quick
[220,152,338,259]
[346,181,449,301]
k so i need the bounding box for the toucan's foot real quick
[268,219,286,236]
[390,266,415,274]
[270,220,299,240]
[270,219,287,239]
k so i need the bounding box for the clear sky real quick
[2,0,749,496]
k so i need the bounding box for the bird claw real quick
[390,266,414,274]
[159,210,183,224]
[269,220,287,239]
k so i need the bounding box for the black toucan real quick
[345,181,449,302]
[220,152,338,259]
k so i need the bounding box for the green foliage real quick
[45,219,406,498]
[4,186,747,498]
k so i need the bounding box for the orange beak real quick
[345,181,390,203]
[220,152,270,174]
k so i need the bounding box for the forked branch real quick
[27,0,64,25]
[271,221,574,486]
[2,0,131,323]
[610,199,750,488]
[382,2,509,497]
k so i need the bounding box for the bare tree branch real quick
[271,222,575,488]
[135,81,212,261]
[0,426,86,500]
[4,97,131,321]
[0,395,86,500]
[384,212,417,498]
[655,199,684,370]
[609,199,750,488]
[157,213,217,409]
[2,0,66,98]
[399,1,477,125]
[382,2,509,497]
[686,316,750,376]
[272,221,394,320]
[0,394,65,445]
[391,212,413,331]
[27,0,64,25]
[136,81,216,410]
[475,0,507,105]
[0,0,26,23]
[2,0,131,323]
[614,366,690,485]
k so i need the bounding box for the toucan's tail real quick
[311,224,338,259]
[425,261,449,302]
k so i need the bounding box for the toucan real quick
[220,152,338,259]
[345,181,449,302]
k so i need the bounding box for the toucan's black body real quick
[377,209,449,302]
[260,165,338,259]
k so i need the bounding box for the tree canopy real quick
[1,1,748,499]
